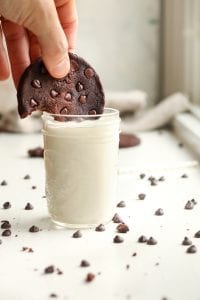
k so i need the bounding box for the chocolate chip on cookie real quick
[17,53,105,118]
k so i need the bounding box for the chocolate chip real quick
[60,107,68,115]
[117,201,126,208]
[80,260,90,267]
[24,174,31,180]
[140,173,145,179]
[85,272,95,282]
[95,224,105,232]
[113,235,124,243]
[65,93,72,101]
[30,98,38,107]
[155,208,164,216]
[89,109,96,115]
[76,82,84,92]
[1,221,11,229]
[3,202,11,209]
[194,230,200,238]
[1,180,7,186]
[138,193,146,200]
[31,79,41,88]
[22,247,33,252]
[186,245,197,253]
[50,89,59,98]
[84,68,94,78]
[126,264,130,270]
[117,223,129,233]
[71,59,79,72]
[184,200,194,210]
[79,95,87,104]
[181,173,188,178]
[28,147,44,158]
[182,237,192,245]
[132,252,137,257]
[56,268,63,275]
[138,235,147,243]
[191,198,197,205]
[147,237,157,245]
[112,213,124,223]
[72,230,82,238]
[32,186,37,190]
[2,229,11,237]
[158,176,165,181]
[150,179,157,186]
[29,225,39,233]
[44,265,55,274]
[49,293,58,298]
[25,202,34,210]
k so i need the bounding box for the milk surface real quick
[43,112,120,227]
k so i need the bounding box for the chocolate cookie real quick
[119,133,140,148]
[17,53,105,118]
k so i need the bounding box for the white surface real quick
[0,130,200,300]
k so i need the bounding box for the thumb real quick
[25,0,70,78]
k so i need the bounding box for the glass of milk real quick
[42,108,120,228]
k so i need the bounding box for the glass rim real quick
[42,107,119,119]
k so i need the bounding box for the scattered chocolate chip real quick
[182,237,192,245]
[80,260,90,267]
[191,198,197,205]
[24,202,34,210]
[138,193,146,200]
[112,213,124,223]
[49,293,58,298]
[113,235,124,243]
[132,252,137,257]
[44,265,55,274]
[70,59,79,72]
[117,201,126,208]
[56,268,63,275]
[117,223,129,233]
[0,180,7,186]
[22,247,33,253]
[181,173,188,178]
[60,107,68,115]
[28,147,44,158]
[2,229,11,237]
[89,109,97,115]
[29,225,39,233]
[3,202,11,209]
[85,272,95,282]
[30,98,38,108]
[50,89,59,98]
[1,221,11,229]
[147,237,157,245]
[158,176,165,181]
[184,200,194,210]
[140,173,145,179]
[126,264,130,270]
[95,224,105,232]
[150,179,157,186]
[79,95,87,104]
[155,262,159,266]
[84,67,94,78]
[64,92,72,101]
[24,174,31,180]
[32,186,37,190]
[148,176,155,181]
[72,230,82,238]
[194,230,200,238]
[31,79,41,88]
[76,82,84,92]
[155,208,164,216]
[186,245,197,253]
[138,235,147,243]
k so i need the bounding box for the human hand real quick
[0,0,78,87]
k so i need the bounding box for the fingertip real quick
[44,54,70,79]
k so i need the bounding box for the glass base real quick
[50,217,112,229]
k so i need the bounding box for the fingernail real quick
[50,57,69,78]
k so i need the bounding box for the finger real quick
[28,31,41,62]
[56,0,78,52]
[0,22,10,80]
[1,19,30,87]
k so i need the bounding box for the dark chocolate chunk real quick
[28,147,44,158]
[182,237,192,245]
[80,260,90,267]
[155,208,164,216]
[1,221,11,229]
[24,174,31,180]
[112,213,124,223]
[132,252,137,257]
[49,293,58,298]
[2,229,11,237]
[184,200,194,210]
[140,173,145,179]
[138,193,146,200]
[117,200,126,208]
[113,235,124,243]
[191,198,197,205]
[150,179,157,186]
[181,173,188,178]
[3,202,11,209]
[117,223,129,233]
[147,237,157,245]
[44,265,55,274]
[119,133,140,148]
[72,230,82,238]
[194,230,200,238]
[95,224,105,232]
[1,180,7,186]
[29,225,39,233]
[32,186,37,190]
[25,202,34,210]
[158,176,165,181]
[138,235,147,243]
[186,245,197,253]
[85,272,95,282]
[17,53,105,118]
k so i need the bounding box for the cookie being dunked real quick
[17,53,105,118]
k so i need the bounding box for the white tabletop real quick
[0,130,200,300]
